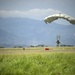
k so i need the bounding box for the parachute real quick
[44,13,75,25]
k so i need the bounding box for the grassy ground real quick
[0,53,75,75]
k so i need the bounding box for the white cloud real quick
[2,9,72,25]
[0,10,26,18]
[0,9,73,25]
[0,9,61,20]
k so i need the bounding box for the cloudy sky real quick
[0,0,75,46]
[0,0,75,21]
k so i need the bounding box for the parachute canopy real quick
[44,13,75,25]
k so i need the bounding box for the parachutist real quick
[56,40,60,47]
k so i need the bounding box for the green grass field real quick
[0,52,75,75]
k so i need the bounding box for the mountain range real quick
[0,17,75,47]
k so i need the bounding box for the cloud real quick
[0,9,61,20]
[0,9,73,25]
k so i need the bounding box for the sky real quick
[0,0,75,46]
[0,0,75,22]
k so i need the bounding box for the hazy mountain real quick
[0,29,28,47]
[0,17,75,47]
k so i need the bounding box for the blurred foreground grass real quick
[0,53,75,75]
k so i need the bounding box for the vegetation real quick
[0,53,75,75]
[0,46,4,48]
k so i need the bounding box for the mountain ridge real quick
[0,17,75,47]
